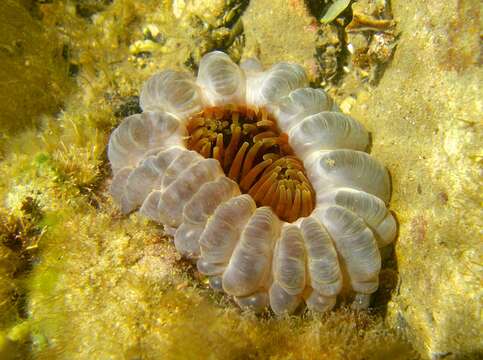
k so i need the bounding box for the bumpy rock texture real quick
[0,0,480,359]
[351,1,481,358]
[242,0,341,84]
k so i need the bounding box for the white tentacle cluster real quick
[108,51,397,314]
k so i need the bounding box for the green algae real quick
[320,0,351,24]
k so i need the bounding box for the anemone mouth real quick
[185,104,315,222]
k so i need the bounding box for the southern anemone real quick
[108,51,397,315]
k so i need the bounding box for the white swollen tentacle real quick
[108,51,397,315]
[198,194,256,272]
[110,147,185,214]
[245,62,308,107]
[197,51,246,106]
[269,224,306,315]
[175,176,240,258]
[223,207,281,297]
[123,147,183,210]
[140,70,203,119]
[316,206,382,294]
[157,158,224,228]
[288,112,369,158]
[306,149,391,204]
[108,111,184,174]
[318,188,397,248]
[300,216,342,312]
[271,88,339,133]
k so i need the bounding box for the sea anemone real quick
[107,51,397,315]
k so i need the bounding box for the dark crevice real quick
[304,0,329,18]
[75,0,114,20]
[317,8,354,87]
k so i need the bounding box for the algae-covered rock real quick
[242,0,341,84]
[0,0,71,139]
[348,1,482,358]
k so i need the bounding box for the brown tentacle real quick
[185,105,315,222]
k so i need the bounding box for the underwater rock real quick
[173,0,246,28]
[0,0,71,138]
[170,0,247,65]
[345,0,397,85]
[348,1,481,358]
[242,0,341,85]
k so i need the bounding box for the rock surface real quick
[348,1,481,358]
[242,0,341,84]
[0,0,71,137]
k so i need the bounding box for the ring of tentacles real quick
[108,51,397,314]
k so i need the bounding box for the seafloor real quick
[0,1,481,359]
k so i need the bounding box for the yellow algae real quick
[0,0,72,140]
[348,1,482,358]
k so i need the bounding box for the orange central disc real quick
[185,105,315,222]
